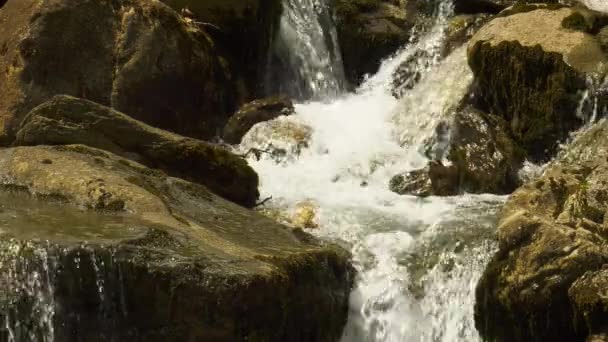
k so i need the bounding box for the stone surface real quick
[0,144,353,341]
[475,119,608,342]
[468,6,608,159]
[15,95,259,208]
[0,0,238,143]
[159,0,282,98]
[223,96,295,144]
[334,0,420,85]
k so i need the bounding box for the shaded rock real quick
[223,96,295,145]
[390,107,523,196]
[0,0,238,143]
[389,161,459,197]
[475,119,608,342]
[334,0,421,85]
[443,14,491,56]
[468,6,608,160]
[15,95,259,208]
[0,144,353,341]
[158,0,283,98]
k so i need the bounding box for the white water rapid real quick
[242,0,507,341]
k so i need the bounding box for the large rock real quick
[475,119,608,341]
[223,96,295,145]
[158,0,282,98]
[390,107,523,196]
[0,0,238,143]
[468,5,608,160]
[15,95,259,207]
[0,144,353,341]
[333,0,420,85]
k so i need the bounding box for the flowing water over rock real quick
[241,1,507,340]
[269,0,346,100]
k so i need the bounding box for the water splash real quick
[241,0,506,340]
[269,0,346,100]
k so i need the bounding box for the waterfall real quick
[268,0,346,100]
[241,0,508,340]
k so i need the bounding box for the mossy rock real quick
[16,95,259,207]
[468,7,607,160]
[0,145,354,341]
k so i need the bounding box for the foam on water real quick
[241,1,505,340]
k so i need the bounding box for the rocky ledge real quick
[0,145,353,341]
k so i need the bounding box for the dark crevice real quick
[0,0,6,9]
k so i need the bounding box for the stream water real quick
[243,0,509,341]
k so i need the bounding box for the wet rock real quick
[443,14,491,56]
[158,0,282,98]
[240,116,313,163]
[0,0,238,143]
[389,161,459,197]
[223,96,295,145]
[468,6,608,160]
[292,201,320,229]
[15,95,259,208]
[390,107,523,196]
[475,119,608,342]
[0,145,354,341]
[334,0,420,85]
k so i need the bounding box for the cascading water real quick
[268,0,346,100]
[242,0,508,341]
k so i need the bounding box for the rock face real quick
[468,6,608,159]
[333,0,420,85]
[15,95,259,208]
[223,96,295,145]
[159,0,282,98]
[0,0,238,143]
[475,119,608,342]
[0,145,353,341]
[390,107,522,196]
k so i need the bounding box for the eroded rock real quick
[16,95,259,207]
[475,119,608,341]
[0,145,353,341]
[0,0,238,143]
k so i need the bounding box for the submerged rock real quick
[389,161,459,197]
[223,96,295,145]
[475,119,608,341]
[16,95,259,208]
[0,145,353,341]
[468,5,608,159]
[0,0,238,143]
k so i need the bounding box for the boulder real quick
[0,144,353,341]
[475,119,608,341]
[333,0,420,85]
[0,0,238,143]
[158,0,283,98]
[15,95,259,208]
[223,96,295,145]
[468,5,608,160]
[390,107,523,196]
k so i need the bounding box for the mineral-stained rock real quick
[468,6,608,159]
[475,119,608,342]
[223,96,295,145]
[0,0,238,143]
[0,145,354,341]
[16,95,259,208]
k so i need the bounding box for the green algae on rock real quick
[468,6,608,160]
[475,119,608,342]
[0,145,354,341]
[16,95,259,208]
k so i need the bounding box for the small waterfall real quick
[268,0,346,100]
[241,0,509,340]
